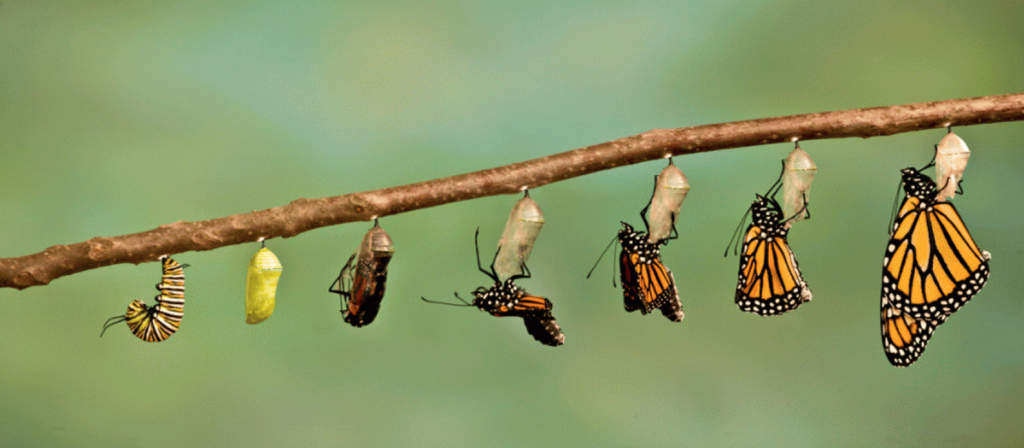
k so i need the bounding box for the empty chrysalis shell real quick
[646,161,690,244]
[935,130,970,201]
[782,143,817,226]
[245,246,282,324]
[494,192,545,282]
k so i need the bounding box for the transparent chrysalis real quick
[493,190,545,282]
[644,159,689,245]
[245,242,282,325]
[329,220,395,327]
[781,142,816,226]
[934,128,970,201]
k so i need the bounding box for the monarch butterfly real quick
[100,256,188,342]
[329,220,395,328]
[728,170,812,316]
[493,190,545,282]
[422,229,564,347]
[617,222,683,321]
[587,170,684,322]
[882,167,990,322]
[880,167,990,366]
[245,241,282,325]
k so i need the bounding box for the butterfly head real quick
[900,167,937,201]
[618,222,658,258]
[750,194,782,229]
[472,279,522,312]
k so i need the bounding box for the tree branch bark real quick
[2,93,1022,290]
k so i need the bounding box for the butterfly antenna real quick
[586,233,619,279]
[421,293,473,307]
[100,315,126,337]
[888,176,904,236]
[766,159,786,199]
[921,147,937,172]
[724,206,752,257]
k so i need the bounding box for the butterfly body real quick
[735,195,811,316]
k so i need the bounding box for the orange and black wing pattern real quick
[882,168,990,323]
[618,223,678,316]
[881,295,946,367]
[879,168,990,367]
[735,196,811,316]
[471,279,564,346]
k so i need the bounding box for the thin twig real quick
[2,93,1022,290]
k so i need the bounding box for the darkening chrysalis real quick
[245,240,282,325]
[493,190,545,281]
[934,128,970,201]
[644,158,689,245]
[329,220,395,328]
[781,142,816,227]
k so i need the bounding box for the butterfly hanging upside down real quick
[422,229,564,347]
[615,222,684,322]
[728,167,812,317]
[880,166,990,367]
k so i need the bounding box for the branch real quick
[3,93,1023,290]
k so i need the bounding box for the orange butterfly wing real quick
[882,196,990,322]
[880,295,946,367]
[735,224,811,316]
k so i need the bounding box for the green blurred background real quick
[2,1,1023,446]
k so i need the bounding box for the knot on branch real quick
[87,237,115,261]
[191,230,223,249]
[14,270,46,289]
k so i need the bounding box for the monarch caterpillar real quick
[329,220,395,328]
[643,158,689,245]
[245,241,282,325]
[422,228,564,347]
[100,256,188,342]
[781,142,816,226]
[493,190,545,282]
[880,166,990,366]
[934,128,970,201]
[727,166,812,316]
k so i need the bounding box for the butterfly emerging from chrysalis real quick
[101,256,189,342]
[422,228,564,347]
[329,220,395,328]
[725,159,812,317]
[588,159,687,322]
[880,160,990,367]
